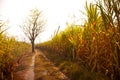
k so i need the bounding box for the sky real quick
[0,0,94,43]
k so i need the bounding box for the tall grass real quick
[0,22,31,80]
[37,0,120,80]
[0,34,31,80]
[51,25,83,61]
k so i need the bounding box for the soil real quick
[13,50,69,80]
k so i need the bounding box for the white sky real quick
[0,0,94,43]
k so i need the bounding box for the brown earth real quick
[13,50,69,80]
[13,52,36,80]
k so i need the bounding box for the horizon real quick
[0,0,94,43]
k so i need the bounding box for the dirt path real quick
[14,50,68,80]
[35,50,69,80]
[14,52,37,80]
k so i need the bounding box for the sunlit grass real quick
[0,32,31,80]
[37,0,120,80]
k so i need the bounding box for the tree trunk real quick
[31,40,35,53]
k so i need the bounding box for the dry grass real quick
[37,0,120,80]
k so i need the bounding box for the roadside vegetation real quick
[37,0,120,80]
[0,21,31,80]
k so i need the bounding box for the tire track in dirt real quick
[14,52,37,80]
[35,50,69,80]
[14,50,69,80]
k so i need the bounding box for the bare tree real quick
[21,8,45,52]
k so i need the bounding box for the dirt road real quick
[14,52,36,80]
[35,50,68,80]
[14,50,68,80]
